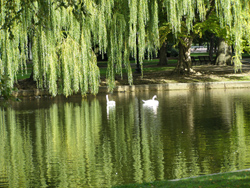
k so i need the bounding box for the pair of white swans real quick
[106,95,159,106]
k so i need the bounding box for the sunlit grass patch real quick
[99,59,177,76]
[113,170,250,188]
[143,66,175,72]
[191,52,209,56]
[224,75,250,81]
[16,68,32,80]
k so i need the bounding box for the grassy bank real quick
[16,52,250,80]
[113,170,250,188]
[15,54,250,88]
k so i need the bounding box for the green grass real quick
[113,170,250,188]
[14,54,249,80]
[98,59,177,76]
[143,66,175,72]
[16,69,32,80]
[224,75,250,81]
[99,59,177,76]
[191,52,250,57]
[15,63,33,80]
[17,58,170,79]
[191,52,209,56]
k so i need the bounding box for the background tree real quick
[158,41,168,66]
[192,31,217,62]
[215,38,232,66]
[160,0,250,73]
[193,12,236,66]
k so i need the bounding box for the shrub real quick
[0,74,14,100]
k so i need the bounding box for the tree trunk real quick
[215,38,232,66]
[135,36,141,73]
[175,37,193,74]
[27,34,34,80]
[158,42,168,66]
[209,34,215,62]
[135,46,141,73]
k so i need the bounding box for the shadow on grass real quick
[223,75,250,81]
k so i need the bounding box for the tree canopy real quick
[160,0,250,72]
[0,0,249,97]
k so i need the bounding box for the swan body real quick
[106,95,116,106]
[142,95,159,106]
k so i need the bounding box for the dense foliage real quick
[0,74,13,100]
[0,0,249,97]
[160,0,250,72]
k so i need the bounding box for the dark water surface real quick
[1,89,250,187]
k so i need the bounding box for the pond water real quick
[1,89,250,187]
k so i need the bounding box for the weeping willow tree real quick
[0,0,249,97]
[0,0,159,97]
[161,0,250,73]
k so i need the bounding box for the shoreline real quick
[12,81,250,97]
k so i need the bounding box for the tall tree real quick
[208,33,215,61]
[158,41,168,66]
[0,0,250,97]
[160,0,250,73]
[0,0,159,96]
[215,38,232,66]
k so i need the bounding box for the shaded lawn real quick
[113,170,250,188]
[16,63,33,80]
[98,59,177,76]
[15,55,250,87]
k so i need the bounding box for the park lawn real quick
[113,170,250,188]
[16,63,33,80]
[15,53,250,82]
[99,58,177,76]
[15,58,176,83]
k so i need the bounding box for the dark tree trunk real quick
[209,34,215,61]
[135,36,141,73]
[27,35,34,80]
[175,37,193,74]
[158,42,168,66]
[135,46,141,73]
[215,38,232,66]
[28,35,33,61]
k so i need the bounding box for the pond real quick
[1,89,250,187]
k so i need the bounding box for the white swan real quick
[106,95,116,106]
[142,95,159,106]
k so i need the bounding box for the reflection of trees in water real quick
[160,90,250,178]
[140,101,164,182]
[0,100,106,187]
[1,90,250,187]
[0,108,35,188]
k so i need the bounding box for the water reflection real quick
[107,105,116,119]
[142,104,158,115]
[0,89,250,187]
[142,95,159,115]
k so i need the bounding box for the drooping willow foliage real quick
[215,0,250,71]
[163,0,250,72]
[0,0,159,97]
[0,0,249,97]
